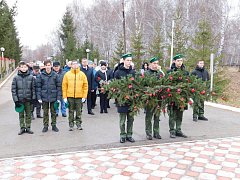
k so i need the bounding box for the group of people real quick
[11,58,115,135]
[11,54,209,144]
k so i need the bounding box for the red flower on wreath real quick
[97,77,101,81]
[188,101,193,105]
[200,90,206,95]
[130,77,134,81]
[177,88,181,94]
[128,84,133,89]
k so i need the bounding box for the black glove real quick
[15,101,22,107]
[31,99,36,104]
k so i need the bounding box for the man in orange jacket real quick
[62,60,88,131]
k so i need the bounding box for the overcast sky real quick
[6,0,93,49]
[5,0,239,50]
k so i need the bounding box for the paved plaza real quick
[1,72,240,179]
[0,136,240,180]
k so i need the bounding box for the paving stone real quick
[0,137,239,179]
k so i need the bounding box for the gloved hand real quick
[38,99,42,104]
[57,100,61,103]
[189,98,194,103]
[15,101,22,107]
[31,99,36,104]
[82,98,86,103]
[63,98,67,103]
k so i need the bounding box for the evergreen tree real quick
[0,0,21,65]
[79,36,100,63]
[131,31,144,70]
[59,8,77,64]
[187,20,216,69]
[149,25,164,67]
[187,19,228,98]
[172,9,188,57]
[112,34,124,66]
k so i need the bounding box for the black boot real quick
[193,117,198,122]
[42,126,48,133]
[146,134,153,140]
[18,128,25,135]
[198,116,208,121]
[176,131,188,138]
[52,125,59,132]
[77,125,83,130]
[120,137,126,143]
[25,128,34,134]
[88,110,95,115]
[126,137,135,143]
[37,114,43,118]
[170,132,176,138]
[153,134,162,139]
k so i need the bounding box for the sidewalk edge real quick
[205,101,240,113]
[0,69,17,89]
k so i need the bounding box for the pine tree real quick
[187,20,216,69]
[59,8,77,64]
[187,19,228,98]
[149,25,164,67]
[0,0,21,64]
[131,31,144,70]
[112,34,124,67]
[79,36,100,63]
[172,8,188,57]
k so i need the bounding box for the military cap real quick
[121,53,132,59]
[54,101,59,110]
[65,101,69,109]
[15,103,24,113]
[149,57,159,63]
[53,61,61,67]
[173,54,184,60]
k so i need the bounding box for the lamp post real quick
[170,20,174,67]
[0,47,5,79]
[86,49,90,60]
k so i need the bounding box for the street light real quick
[0,47,4,58]
[0,47,5,79]
[86,49,90,60]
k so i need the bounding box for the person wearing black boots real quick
[95,61,112,113]
[81,58,95,115]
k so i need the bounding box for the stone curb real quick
[205,101,240,113]
[0,69,17,89]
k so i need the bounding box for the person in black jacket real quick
[95,61,112,113]
[31,65,43,120]
[167,54,189,138]
[81,58,95,115]
[36,60,61,133]
[11,61,36,135]
[114,53,135,143]
[53,61,67,117]
[191,60,209,121]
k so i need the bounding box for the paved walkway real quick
[1,136,240,180]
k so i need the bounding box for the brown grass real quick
[217,67,240,108]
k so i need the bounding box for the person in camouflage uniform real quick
[114,53,136,143]
[144,57,163,140]
[11,61,36,135]
[167,54,189,138]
